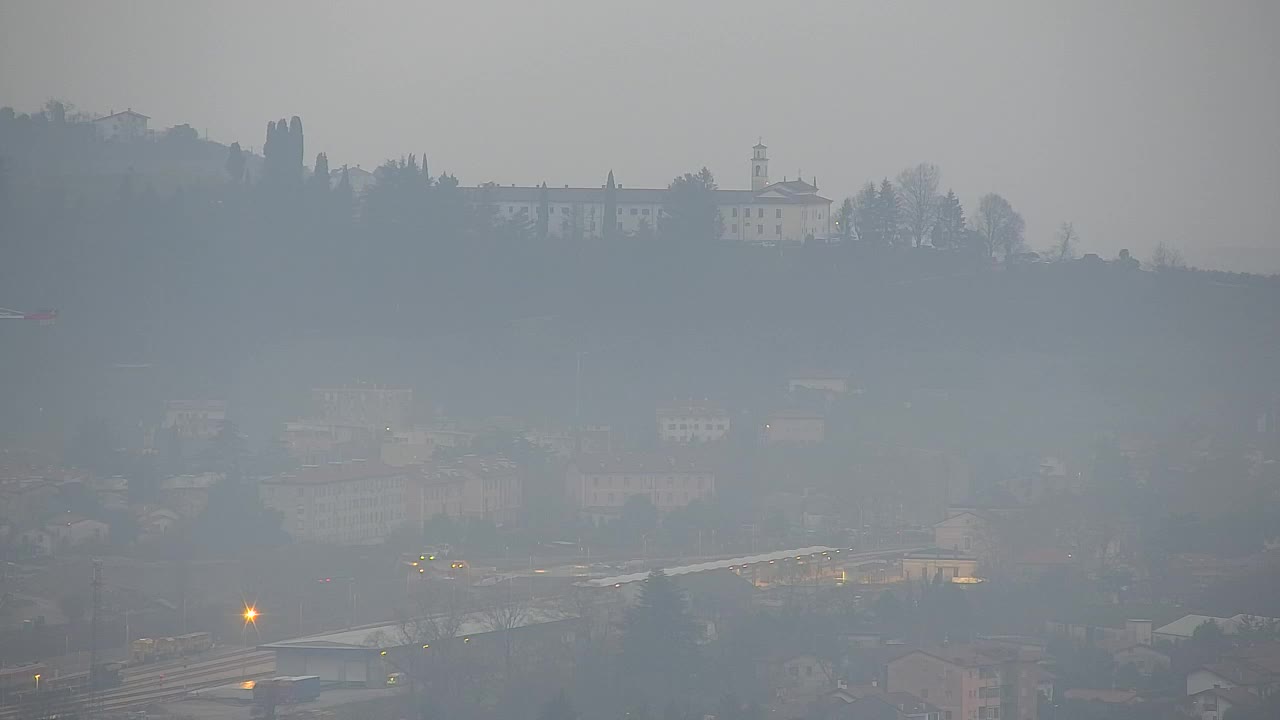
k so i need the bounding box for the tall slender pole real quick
[575,352,582,425]
[88,559,102,719]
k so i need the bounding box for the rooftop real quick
[95,108,149,121]
[657,402,729,416]
[265,460,407,485]
[260,606,575,652]
[768,408,825,420]
[582,546,842,588]
[1062,689,1142,704]
[892,643,1022,668]
[572,451,717,475]
[1191,686,1262,708]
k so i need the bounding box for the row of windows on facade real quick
[591,476,709,489]
[666,423,727,431]
[591,490,703,505]
[725,224,783,236]
[314,509,403,529]
[506,206,818,221]
[310,495,400,513]
[292,479,404,497]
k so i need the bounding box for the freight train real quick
[129,631,213,664]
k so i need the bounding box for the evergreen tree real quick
[875,178,902,248]
[288,116,304,180]
[930,189,966,250]
[225,142,245,183]
[334,165,353,220]
[263,120,279,180]
[662,167,722,242]
[851,182,879,247]
[310,152,330,197]
[622,570,700,698]
[536,182,550,240]
[604,170,618,242]
[836,197,855,244]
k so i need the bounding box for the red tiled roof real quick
[572,451,715,475]
[267,460,406,485]
[1063,689,1141,704]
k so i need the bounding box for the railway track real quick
[0,649,275,719]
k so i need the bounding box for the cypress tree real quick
[310,152,330,196]
[288,116,304,182]
[536,182,550,240]
[603,170,617,242]
[226,142,245,183]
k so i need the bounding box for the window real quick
[776,224,782,235]
[757,208,764,218]
[641,208,650,215]
[617,207,622,214]
[630,208,638,215]
[757,224,763,234]
[755,166,762,177]
[776,208,782,218]
[617,222,623,230]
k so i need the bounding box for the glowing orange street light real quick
[243,606,258,623]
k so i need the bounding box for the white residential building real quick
[259,461,409,546]
[93,109,149,141]
[566,452,716,523]
[163,400,227,441]
[474,143,832,245]
[657,402,730,444]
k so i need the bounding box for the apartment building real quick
[566,452,716,523]
[259,460,409,546]
[657,402,730,444]
[887,644,1040,720]
[412,455,522,527]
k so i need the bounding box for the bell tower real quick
[751,140,769,191]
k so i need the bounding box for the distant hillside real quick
[1197,246,1280,276]
[0,105,262,192]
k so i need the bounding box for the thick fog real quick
[2,3,1280,720]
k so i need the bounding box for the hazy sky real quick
[2,0,1277,265]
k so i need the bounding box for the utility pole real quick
[87,559,103,720]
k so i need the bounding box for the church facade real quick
[477,143,832,244]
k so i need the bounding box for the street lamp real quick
[33,674,40,691]
[241,605,259,678]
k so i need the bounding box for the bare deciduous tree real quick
[1050,221,1079,262]
[1150,241,1186,271]
[897,163,941,248]
[370,586,473,712]
[483,592,532,687]
[974,193,1025,260]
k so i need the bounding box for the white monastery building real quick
[476,142,832,244]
